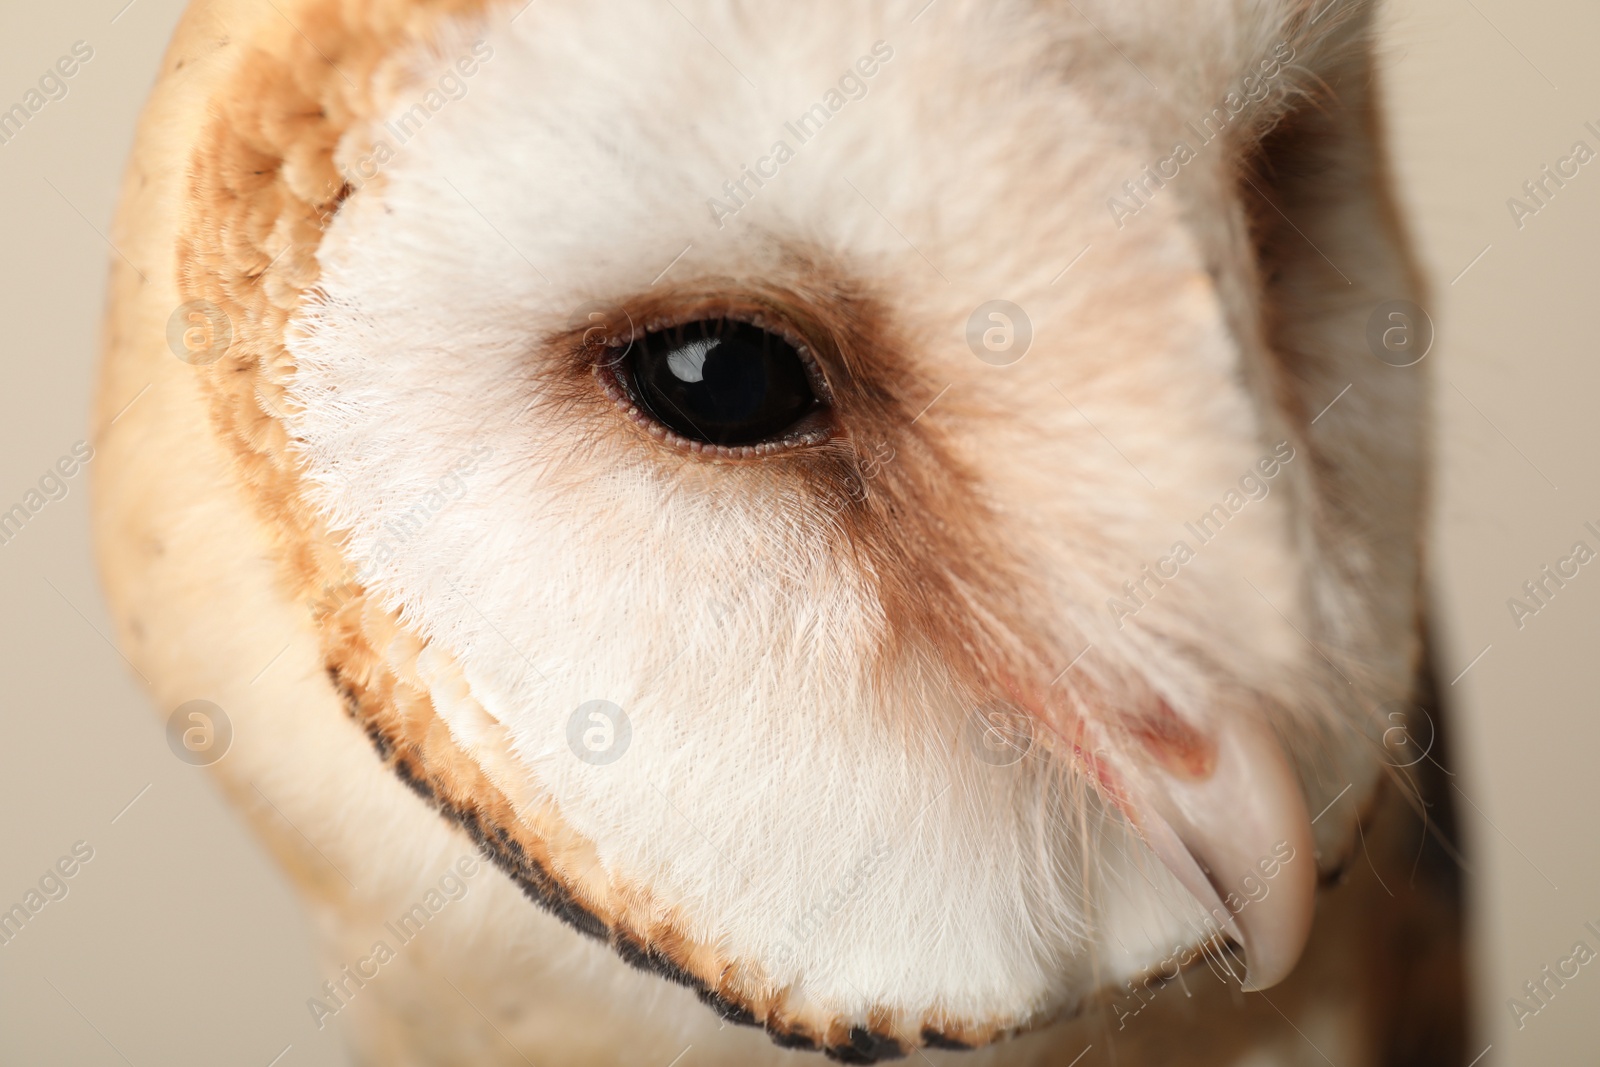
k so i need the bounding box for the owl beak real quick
[1106,712,1317,992]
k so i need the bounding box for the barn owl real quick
[92,0,1465,1063]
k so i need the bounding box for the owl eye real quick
[616,319,828,450]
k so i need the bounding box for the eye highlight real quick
[611,318,829,452]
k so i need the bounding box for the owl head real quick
[96,0,1428,1059]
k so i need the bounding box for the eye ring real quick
[594,308,836,459]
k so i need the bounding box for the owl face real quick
[164,0,1422,1056]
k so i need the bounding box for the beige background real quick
[0,1,1595,1063]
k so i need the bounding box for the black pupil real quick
[628,320,817,447]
